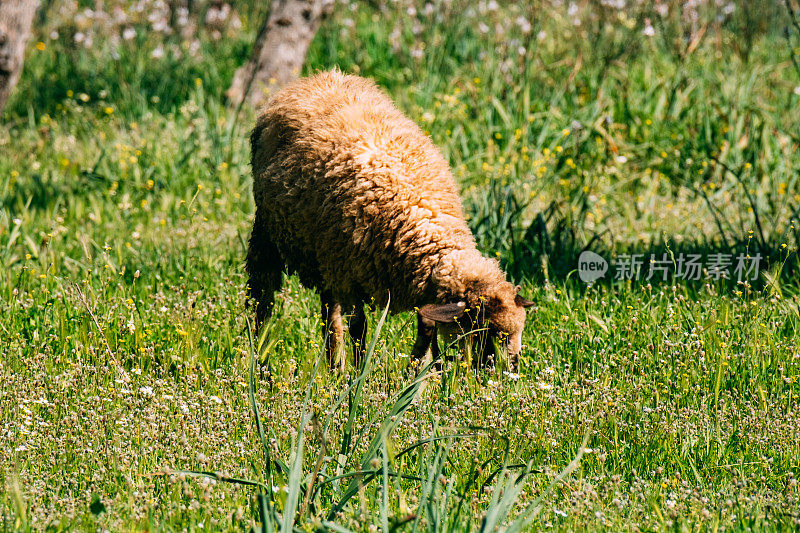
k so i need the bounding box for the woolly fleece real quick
[247,70,529,358]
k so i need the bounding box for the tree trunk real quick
[0,0,39,115]
[227,0,330,109]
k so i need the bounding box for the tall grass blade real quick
[380,438,390,533]
[329,360,434,518]
[339,299,391,461]
[504,424,593,532]
[246,314,278,532]
[282,335,326,531]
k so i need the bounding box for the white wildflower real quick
[567,2,578,16]
[516,16,531,34]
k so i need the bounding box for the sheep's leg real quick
[430,330,442,370]
[410,313,440,367]
[474,334,496,369]
[348,303,368,371]
[246,215,284,335]
[321,292,345,373]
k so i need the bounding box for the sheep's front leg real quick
[321,292,345,373]
[410,313,440,366]
[349,304,367,371]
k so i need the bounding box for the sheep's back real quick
[251,71,475,309]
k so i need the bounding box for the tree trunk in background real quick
[0,0,39,115]
[227,0,331,109]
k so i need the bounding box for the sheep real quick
[247,70,534,372]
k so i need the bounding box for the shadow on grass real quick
[466,168,799,292]
[2,166,112,213]
[487,212,800,294]
[4,35,249,121]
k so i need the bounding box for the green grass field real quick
[2,0,800,530]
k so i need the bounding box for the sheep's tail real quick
[250,114,286,175]
[249,122,265,171]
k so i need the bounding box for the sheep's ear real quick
[515,294,535,308]
[419,302,466,324]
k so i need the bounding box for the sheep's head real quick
[419,281,534,368]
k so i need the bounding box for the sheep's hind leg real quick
[321,292,345,373]
[348,303,367,371]
[246,218,284,336]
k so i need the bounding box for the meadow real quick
[1,0,800,530]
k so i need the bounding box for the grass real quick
[1,0,800,530]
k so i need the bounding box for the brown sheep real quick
[247,70,533,372]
